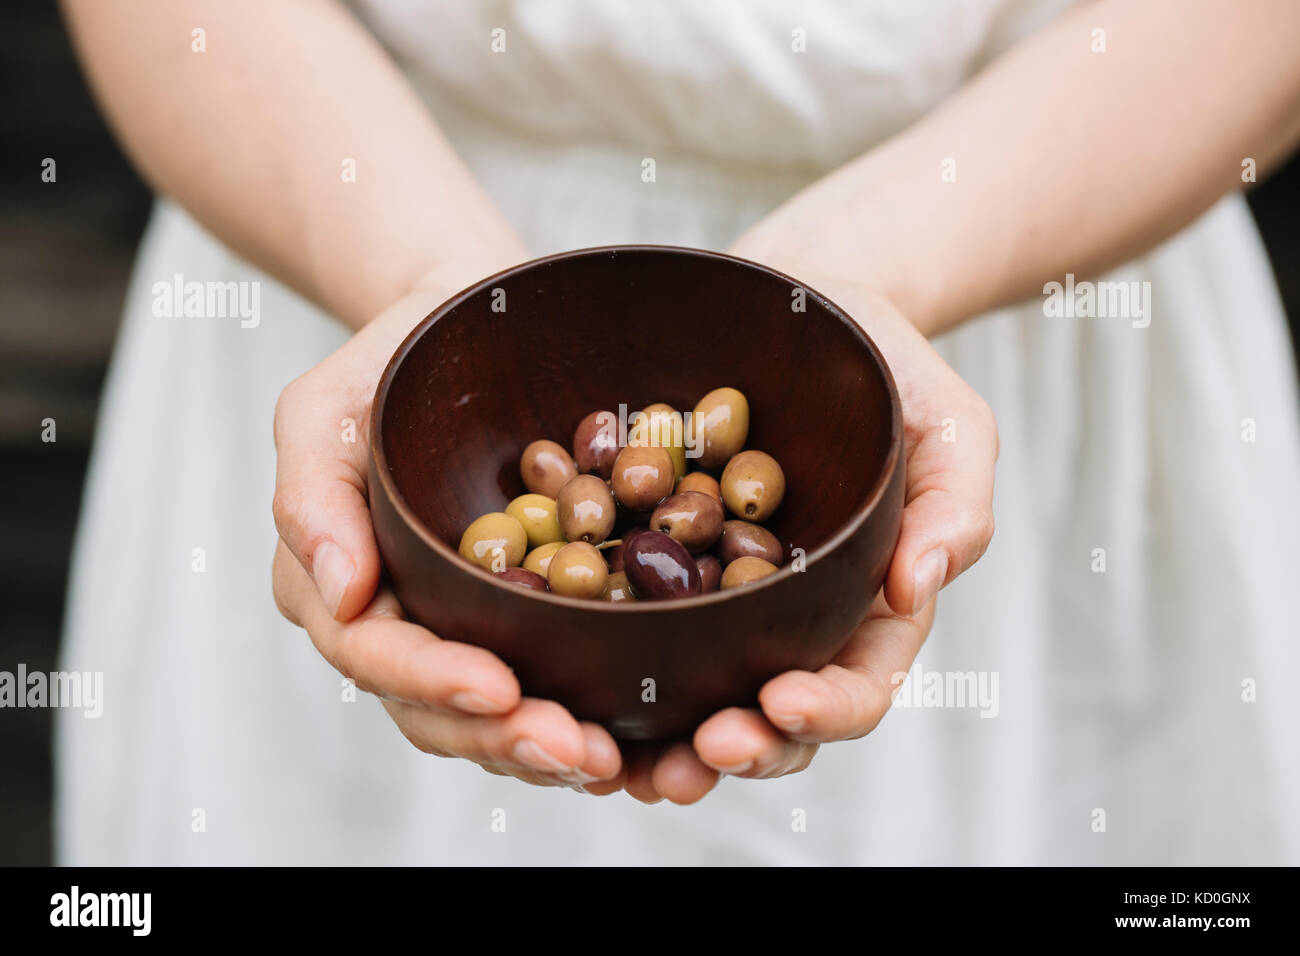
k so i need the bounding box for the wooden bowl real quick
[369,246,903,739]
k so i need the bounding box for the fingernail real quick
[313,541,355,617]
[513,739,577,774]
[771,713,806,734]
[714,760,753,775]
[911,548,948,615]
[449,691,508,715]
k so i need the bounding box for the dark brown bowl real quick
[369,246,903,739]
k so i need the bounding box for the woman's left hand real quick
[599,229,999,805]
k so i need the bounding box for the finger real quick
[272,376,381,621]
[692,708,819,779]
[274,541,520,714]
[649,741,721,804]
[884,394,998,616]
[565,723,626,795]
[622,743,667,804]
[758,596,937,741]
[386,697,606,783]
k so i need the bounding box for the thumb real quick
[883,403,998,617]
[272,380,382,621]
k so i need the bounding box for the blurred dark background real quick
[2,3,1299,866]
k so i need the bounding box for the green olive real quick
[522,540,565,577]
[630,403,687,479]
[720,450,785,521]
[720,555,779,590]
[547,541,609,599]
[519,439,578,498]
[611,445,675,512]
[555,474,617,544]
[690,387,749,471]
[505,493,564,548]
[458,512,527,572]
[602,571,637,602]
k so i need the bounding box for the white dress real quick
[58,0,1300,864]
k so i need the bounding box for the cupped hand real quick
[629,232,999,804]
[270,253,623,789]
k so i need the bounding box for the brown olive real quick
[630,404,687,479]
[650,491,724,554]
[458,512,527,572]
[495,567,549,591]
[572,410,620,479]
[717,519,784,566]
[504,493,564,549]
[720,450,786,522]
[690,387,749,470]
[603,571,636,603]
[555,474,616,544]
[522,541,565,577]
[623,530,701,600]
[696,554,723,593]
[520,439,578,499]
[547,541,609,599]
[610,445,675,512]
[720,555,779,590]
[677,471,722,506]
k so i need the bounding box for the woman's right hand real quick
[270,258,626,790]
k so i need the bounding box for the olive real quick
[610,445,675,512]
[522,541,565,577]
[696,554,723,593]
[720,555,779,590]
[622,530,701,600]
[677,471,722,506]
[458,512,527,572]
[717,519,784,566]
[603,571,636,603]
[573,410,620,480]
[495,567,549,592]
[720,450,786,521]
[603,542,625,573]
[690,387,749,470]
[650,491,724,554]
[520,439,578,498]
[547,541,609,599]
[630,403,687,479]
[555,474,616,544]
[504,493,564,549]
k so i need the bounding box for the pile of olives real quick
[457,387,789,602]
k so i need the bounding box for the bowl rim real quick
[370,243,903,613]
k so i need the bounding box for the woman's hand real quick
[270,254,624,790]
[629,232,999,804]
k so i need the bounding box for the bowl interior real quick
[377,247,895,581]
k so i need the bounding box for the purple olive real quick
[696,554,722,593]
[494,567,549,591]
[573,410,620,480]
[623,530,701,600]
[717,520,783,566]
[603,542,624,573]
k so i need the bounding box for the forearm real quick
[62,0,519,329]
[760,0,1300,336]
